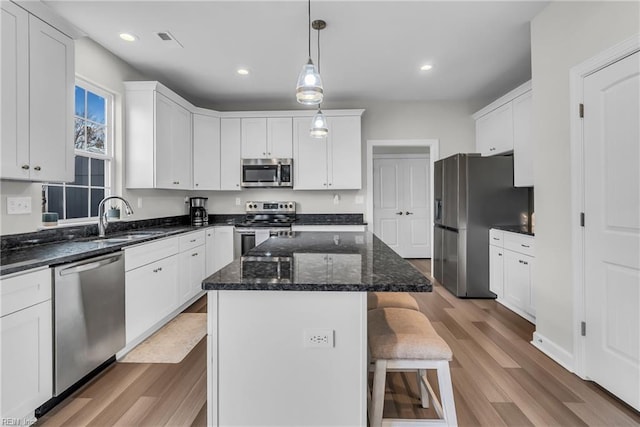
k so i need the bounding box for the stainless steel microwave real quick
[241,159,292,188]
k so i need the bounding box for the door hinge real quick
[581,321,586,336]
[579,103,584,118]
[580,212,585,227]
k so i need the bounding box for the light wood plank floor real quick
[37,261,640,426]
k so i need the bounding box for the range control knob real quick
[279,204,283,208]
[288,203,293,208]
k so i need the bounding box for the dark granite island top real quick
[202,231,432,292]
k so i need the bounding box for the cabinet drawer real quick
[291,225,366,232]
[125,236,179,271]
[1,268,51,317]
[179,230,205,252]
[503,232,534,256]
[489,229,504,247]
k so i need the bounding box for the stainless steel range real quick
[234,201,296,257]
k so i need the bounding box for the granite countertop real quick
[202,231,431,292]
[492,225,535,236]
[0,224,209,276]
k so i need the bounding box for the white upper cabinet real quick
[241,117,292,159]
[293,113,362,190]
[220,118,242,190]
[474,81,533,186]
[512,91,534,187]
[124,82,192,189]
[193,112,221,190]
[1,3,74,182]
[475,102,514,156]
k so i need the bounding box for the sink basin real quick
[92,232,163,243]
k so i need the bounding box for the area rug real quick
[120,313,207,364]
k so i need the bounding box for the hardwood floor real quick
[37,261,640,426]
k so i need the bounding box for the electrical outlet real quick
[235,197,241,206]
[303,329,334,348]
[137,197,143,208]
[7,196,32,214]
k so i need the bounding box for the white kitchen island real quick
[202,232,432,426]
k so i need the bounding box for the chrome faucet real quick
[97,196,134,237]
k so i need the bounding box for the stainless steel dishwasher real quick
[53,251,125,396]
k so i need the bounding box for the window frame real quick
[44,78,115,224]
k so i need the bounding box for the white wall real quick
[531,1,639,356]
[0,37,194,235]
[0,39,475,234]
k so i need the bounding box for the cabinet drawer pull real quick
[521,244,530,248]
[190,239,196,243]
[498,253,502,256]
[34,166,41,171]
[173,181,180,185]
[522,261,528,265]
[192,252,198,257]
[153,267,163,273]
[21,164,30,170]
[492,237,500,240]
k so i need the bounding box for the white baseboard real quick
[495,298,536,325]
[531,331,575,373]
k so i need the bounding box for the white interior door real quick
[373,158,402,255]
[583,51,639,411]
[403,158,431,257]
[373,156,430,258]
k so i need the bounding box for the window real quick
[43,80,114,222]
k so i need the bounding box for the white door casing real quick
[373,155,430,258]
[582,50,639,411]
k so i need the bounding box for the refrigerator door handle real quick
[434,199,442,222]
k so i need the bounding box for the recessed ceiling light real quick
[237,68,250,76]
[119,33,138,42]
[420,64,433,71]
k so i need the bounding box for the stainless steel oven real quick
[241,158,292,188]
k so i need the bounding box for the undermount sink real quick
[92,232,163,243]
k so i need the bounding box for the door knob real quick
[405,211,413,215]
[396,211,403,215]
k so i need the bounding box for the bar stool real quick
[368,307,457,427]
[367,292,419,311]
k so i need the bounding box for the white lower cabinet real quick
[125,255,179,344]
[124,237,180,345]
[178,231,206,302]
[489,244,504,298]
[205,226,235,276]
[489,229,535,323]
[0,268,52,421]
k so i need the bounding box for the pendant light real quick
[296,0,323,105]
[309,18,328,138]
[310,107,328,138]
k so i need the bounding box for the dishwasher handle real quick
[58,253,122,276]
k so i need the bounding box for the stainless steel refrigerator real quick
[433,153,529,298]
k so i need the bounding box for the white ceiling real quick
[42,0,548,110]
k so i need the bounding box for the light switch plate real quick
[7,196,32,215]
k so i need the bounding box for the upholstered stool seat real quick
[368,307,457,427]
[367,292,420,311]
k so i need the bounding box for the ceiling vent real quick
[155,31,183,48]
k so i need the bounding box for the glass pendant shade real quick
[296,58,323,105]
[310,108,329,138]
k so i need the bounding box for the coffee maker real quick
[189,197,208,226]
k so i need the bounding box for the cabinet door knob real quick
[396,211,403,215]
[34,166,41,171]
[405,211,413,215]
[498,253,502,256]
[323,183,327,186]
[263,152,266,156]
[195,183,199,187]
[21,164,30,170]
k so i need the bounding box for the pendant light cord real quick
[317,22,321,73]
[307,0,311,58]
